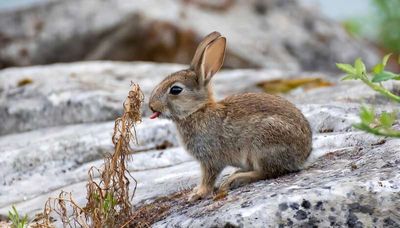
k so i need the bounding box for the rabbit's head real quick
[149,32,226,120]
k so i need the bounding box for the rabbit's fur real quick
[149,32,312,201]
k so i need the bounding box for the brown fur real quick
[149,32,312,201]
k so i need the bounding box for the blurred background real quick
[1,0,398,71]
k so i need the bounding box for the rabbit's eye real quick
[170,86,183,95]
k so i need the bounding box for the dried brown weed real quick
[32,83,143,228]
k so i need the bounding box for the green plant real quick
[103,192,118,216]
[337,54,400,137]
[342,0,400,53]
[8,205,28,228]
[373,0,400,53]
[342,18,363,38]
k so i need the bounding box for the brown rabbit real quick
[149,31,312,201]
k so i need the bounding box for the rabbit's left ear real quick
[198,37,226,86]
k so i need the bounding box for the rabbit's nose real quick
[149,101,155,110]
[149,104,156,113]
[149,101,160,112]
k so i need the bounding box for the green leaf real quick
[342,19,362,37]
[8,211,15,222]
[341,74,358,81]
[103,192,116,214]
[353,123,370,131]
[12,205,18,216]
[360,106,375,125]
[372,71,399,82]
[8,205,28,228]
[379,112,395,128]
[354,58,366,75]
[372,63,384,74]
[336,63,356,75]
[382,53,392,67]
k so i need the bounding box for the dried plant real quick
[32,83,144,228]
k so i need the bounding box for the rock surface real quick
[0,61,336,135]
[0,62,399,227]
[0,0,378,71]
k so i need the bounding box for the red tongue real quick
[150,112,161,119]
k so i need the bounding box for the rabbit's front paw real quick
[188,185,211,202]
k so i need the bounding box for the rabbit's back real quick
[221,93,302,119]
[219,93,312,173]
[220,93,311,154]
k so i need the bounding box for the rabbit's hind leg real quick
[219,171,266,191]
[232,166,252,175]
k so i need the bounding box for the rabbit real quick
[149,31,312,202]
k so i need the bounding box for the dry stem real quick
[32,83,143,228]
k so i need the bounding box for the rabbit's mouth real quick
[150,111,161,119]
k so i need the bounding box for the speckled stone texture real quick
[0,62,399,227]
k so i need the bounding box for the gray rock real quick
[0,61,334,135]
[153,138,400,228]
[0,62,181,135]
[0,61,399,227]
[0,119,180,209]
[0,0,378,71]
[3,61,393,136]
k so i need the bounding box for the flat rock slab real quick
[0,61,399,227]
[1,61,320,135]
[0,61,391,135]
[0,119,180,209]
[154,138,400,227]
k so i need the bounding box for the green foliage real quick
[380,111,396,128]
[8,205,28,228]
[343,1,400,53]
[342,19,362,38]
[373,0,400,53]
[354,106,400,137]
[103,192,118,215]
[354,58,366,75]
[359,105,375,125]
[91,191,118,221]
[337,54,400,137]
[371,54,400,82]
[372,71,400,82]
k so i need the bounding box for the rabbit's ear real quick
[191,31,221,71]
[198,37,226,86]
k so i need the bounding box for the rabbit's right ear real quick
[190,32,226,86]
[198,37,226,86]
[190,31,222,73]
